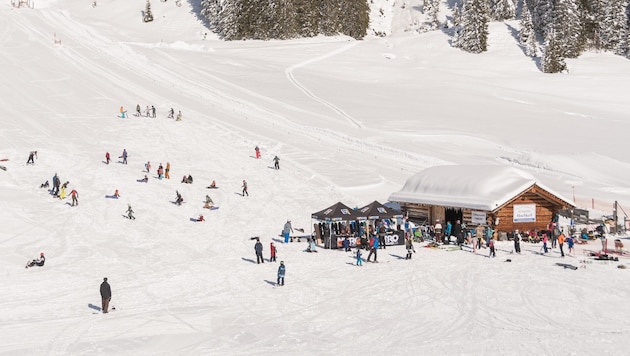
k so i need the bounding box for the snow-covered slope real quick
[1,0,630,354]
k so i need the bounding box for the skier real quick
[254,146,260,159]
[26,151,37,165]
[276,261,286,286]
[105,152,110,164]
[100,277,112,313]
[120,106,126,118]
[145,161,151,173]
[282,220,293,243]
[356,248,363,266]
[26,252,45,268]
[273,155,280,170]
[175,190,183,205]
[135,104,141,117]
[165,162,170,179]
[514,230,521,254]
[270,242,277,262]
[176,111,182,121]
[151,105,156,118]
[70,189,79,206]
[405,236,416,259]
[168,107,174,119]
[241,179,249,197]
[255,238,264,264]
[120,149,128,164]
[126,205,135,220]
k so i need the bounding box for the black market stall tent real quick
[355,200,405,247]
[311,202,359,249]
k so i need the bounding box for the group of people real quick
[119,105,182,121]
[253,146,281,170]
[253,238,285,286]
[47,173,79,206]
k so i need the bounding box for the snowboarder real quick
[514,230,521,254]
[444,221,452,244]
[241,179,249,197]
[356,248,363,266]
[59,185,67,199]
[145,161,151,173]
[40,180,49,189]
[175,190,183,205]
[277,261,285,286]
[105,152,110,164]
[282,220,293,243]
[100,277,112,313]
[197,214,205,222]
[120,106,126,118]
[139,174,149,183]
[207,180,217,189]
[254,146,260,159]
[270,242,277,262]
[273,155,280,170]
[168,107,174,119]
[113,189,120,198]
[26,151,37,165]
[255,238,264,264]
[26,252,45,268]
[126,205,135,220]
[70,189,79,206]
[405,236,415,259]
[136,104,141,117]
[181,175,193,184]
[176,111,182,121]
[120,149,128,164]
[165,162,170,179]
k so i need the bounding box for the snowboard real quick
[0,158,8,161]
[556,263,578,270]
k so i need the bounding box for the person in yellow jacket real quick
[558,231,566,257]
[59,186,67,199]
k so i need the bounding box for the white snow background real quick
[1,0,630,355]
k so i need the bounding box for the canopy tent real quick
[311,202,358,221]
[355,200,403,220]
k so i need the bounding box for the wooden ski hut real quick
[388,165,575,235]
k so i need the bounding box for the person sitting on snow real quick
[40,180,49,189]
[197,215,205,222]
[203,195,214,209]
[26,252,46,268]
[175,191,184,205]
[206,180,217,189]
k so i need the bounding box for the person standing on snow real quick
[105,152,110,164]
[136,104,141,117]
[100,277,112,313]
[405,236,415,259]
[120,149,128,164]
[356,248,363,266]
[489,238,496,258]
[126,205,135,220]
[282,220,293,243]
[165,162,171,179]
[120,106,126,118]
[26,151,37,165]
[242,180,249,197]
[51,173,61,196]
[444,221,452,244]
[255,238,264,264]
[176,111,182,121]
[273,156,280,170]
[270,242,277,262]
[558,231,566,257]
[70,189,79,206]
[514,230,522,254]
[145,106,150,117]
[151,106,156,118]
[434,220,443,244]
[367,235,379,262]
[254,146,260,159]
[276,261,286,286]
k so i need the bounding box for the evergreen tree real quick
[520,3,538,56]
[219,0,247,40]
[201,0,222,31]
[490,0,516,21]
[542,28,567,73]
[553,0,582,58]
[455,0,489,53]
[423,0,441,29]
[341,0,370,39]
[531,0,554,39]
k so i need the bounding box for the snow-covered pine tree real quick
[320,0,344,36]
[531,0,554,39]
[455,0,489,53]
[520,2,538,56]
[490,0,516,21]
[423,0,441,29]
[542,28,568,73]
[598,0,629,53]
[218,0,246,40]
[201,0,222,31]
[341,0,370,39]
[553,0,582,58]
[143,0,154,23]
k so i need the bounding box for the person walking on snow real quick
[168,107,174,119]
[26,151,37,165]
[255,238,264,264]
[255,146,260,159]
[541,234,549,254]
[165,162,170,179]
[126,205,135,220]
[283,220,293,243]
[70,189,79,206]
[120,106,126,118]
[242,180,249,197]
[558,231,566,257]
[273,156,280,170]
[356,248,363,266]
[277,261,286,286]
[270,242,277,262]
[100,277,112,313]
[105,152,110,164]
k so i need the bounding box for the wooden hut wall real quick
[493,190,557,233]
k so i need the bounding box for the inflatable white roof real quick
[388,165,573,211]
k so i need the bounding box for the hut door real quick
[445,208,463,225]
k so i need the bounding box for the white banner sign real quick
[471,211,487,225]
[513,204,536,222]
